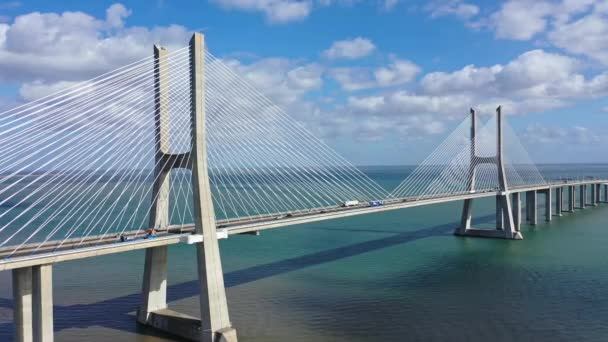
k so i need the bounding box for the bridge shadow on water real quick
[0,214,494,339]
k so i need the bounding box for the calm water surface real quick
[1,164,608,341]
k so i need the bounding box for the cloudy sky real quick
[0,0,607,165]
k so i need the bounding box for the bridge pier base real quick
[12,264,54,342]
[604,184,608,203]
[455,193,522,240]
[137,246,168,324]
[591,184,597,206]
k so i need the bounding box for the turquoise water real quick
[1,165,608,341]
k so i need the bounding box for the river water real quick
[1,164,608,341]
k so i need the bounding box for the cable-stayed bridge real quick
[1,33,607,342]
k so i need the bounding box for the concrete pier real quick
[12,264,54,342]
[512,192,521,231]
[32,265,53,342]
[604,184,608,203]
[580,185,586,208]
[544,189,552,221]
[526,190,537,225]
[569,185,575,212]
[591,184,597,206]
[555,187,563,217]
[496,195,504,230]
[13,267,33,342]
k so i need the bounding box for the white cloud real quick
[105,3,131,29]
[548,10,608,65]
[0,5,190,86]
[382,0,399,11]
[485,0,608,66]
[210,0,313,23]
[490,0,554,40]
[322,37,376,60]
[421,49,607,102]
[523,123,602,145]
[221,57,324,109]
[330,57,420,91]
[427,0,480,19]
[18,80,80,101]
[374,58,421,87]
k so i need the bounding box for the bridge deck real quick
[0,179,605,271]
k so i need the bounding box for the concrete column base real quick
[137,309,237,342]
[454,228,523,240]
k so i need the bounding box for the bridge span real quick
[1,32,606,342]
[1,180,607,272]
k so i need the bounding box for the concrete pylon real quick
[190,32,237,342]
[455,107,522,239]
[138,44,171,325]
[137,33,237,342]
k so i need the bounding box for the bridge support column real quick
[591,184,597,206]
[526,190,537,225]
[512,192,521,231]
[32,264,53,342]
[604,184,608,203]
[455,107,521,240]
[138,246,168,324]
[580,185,586,208]
[569,186,575,212]
[13,267,33,342]
[555,187,563,217]
[496,195,504,230]
[544,189,552,222]
[594,184,600,205]
[12,265,54,342]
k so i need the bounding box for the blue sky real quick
[0,0,607,165]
